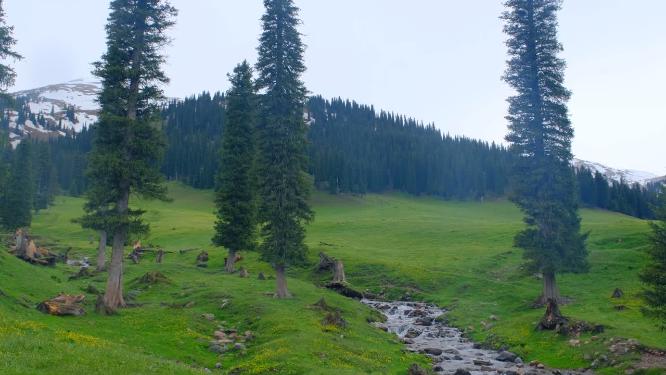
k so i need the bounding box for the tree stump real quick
[37,294,86,316]
[239,267,249,278]
[537,298,568,331]
[196,251,209,268]
[196,251,209,263]
[611,288,624,298]
[332,260,347,284]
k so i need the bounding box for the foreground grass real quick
[1,185,423,375]
[1,182,663,374]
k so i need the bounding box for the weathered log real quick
[179,248,200,254]
[37,294,86,316]
[326,282,364,299]
[11,229,56,266]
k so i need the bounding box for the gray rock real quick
[423,348,443,356]
[496,350,518,362]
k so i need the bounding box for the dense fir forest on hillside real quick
[0,92,659,220]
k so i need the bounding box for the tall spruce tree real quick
[502,0,588,307]
[213,61,258,273]
[641,187,666,328]
[2,141,33,230]
[255,0,313,298]
[0,0,21,218]
[83,0,176,314]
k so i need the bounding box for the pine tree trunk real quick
[225,250,237,273]
[275,264,291,299]
[96,230,107,272]
[538,270,561,305]
[100,194,129,314]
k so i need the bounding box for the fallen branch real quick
[37,294,86,316]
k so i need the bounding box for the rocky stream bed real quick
[363,300,593,375]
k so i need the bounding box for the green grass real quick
[1,182,664,374]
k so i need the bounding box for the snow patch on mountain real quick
[573,158,658,185]
[12,79,101,133]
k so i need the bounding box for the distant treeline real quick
[3,92,659,219]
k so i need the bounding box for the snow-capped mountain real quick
[10,79,100,139]
[573,158,659,185]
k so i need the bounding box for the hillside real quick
[1,183,663,374]
[6,80,663,187]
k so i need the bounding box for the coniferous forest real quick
[8,92,655,221]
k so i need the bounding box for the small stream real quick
[362,300,590,375]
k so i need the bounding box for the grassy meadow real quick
[0,182,663,374]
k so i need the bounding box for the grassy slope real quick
[307,193,665,371]
[0,184,423,375]
[1,183,663,374]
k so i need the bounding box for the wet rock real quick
[433,365,444,372]
[422,348,443,356]
[496,350,518,362]
[408,309,428,318]
[404,328,422,338]
[473,359,492,366]
[415,317,434,326]
[453,370,471,375]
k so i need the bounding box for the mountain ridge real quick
[6,80,663,185]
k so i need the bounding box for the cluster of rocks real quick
[208,325,254,355]
[364,300,592,375]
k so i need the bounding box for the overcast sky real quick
[5,0,666,175]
